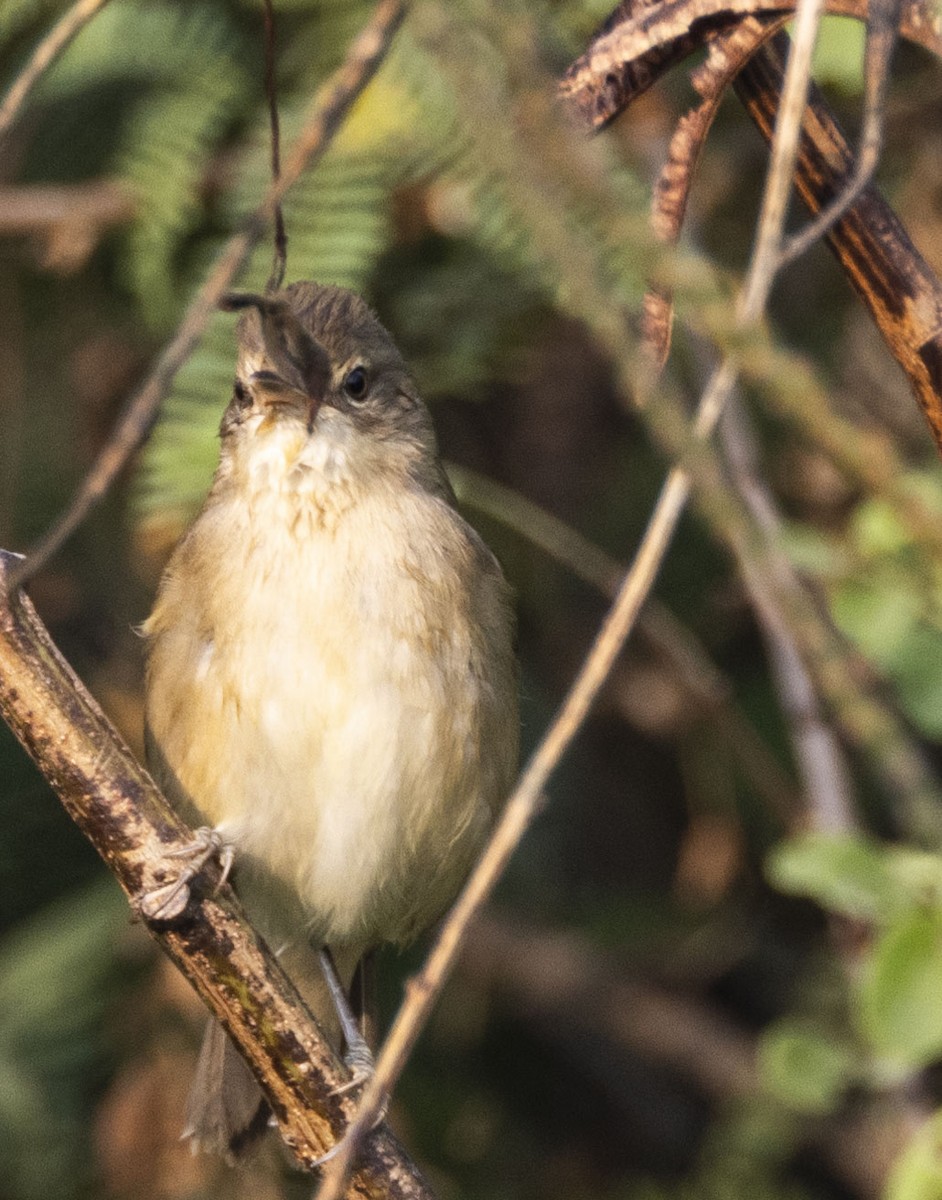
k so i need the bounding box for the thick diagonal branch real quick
[0,551,432,1200]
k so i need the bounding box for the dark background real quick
[2,4,942,1199]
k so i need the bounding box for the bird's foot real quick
[317,948,384,1099]
[308,1084,389,1170]
[138,827,234,921]
[335,1041,375,1096]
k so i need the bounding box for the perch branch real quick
[0,551,432,1199]
[5,0,404,593]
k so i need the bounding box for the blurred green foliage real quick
[0,884,134,1200]
[3,3,942,1200]
[770,832,942,1072]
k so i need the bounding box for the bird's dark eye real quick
[233,378,251,410]
[343,365,369,402]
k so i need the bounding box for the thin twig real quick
[738,0,826,317]
[778,0,902,267]
[0,179,134,271]
[262,0,288,291]
[465,913,924,1199]
[569,0,942,815]
[0,279,25,542]
[652,361,942,840]
[447,463,623,595]
[5,0,405,594]
[719,399,857,832]
[650,0,865,829]
[0,180,133,232]
[0,0,114,145]
[468,913,759,1099]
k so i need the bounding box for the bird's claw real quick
[309,1085,389,1170]
[138,827,234,921]
[333,1043,375,1096]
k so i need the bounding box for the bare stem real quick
[739,0,825,317]
[5,0,405,593]
[262,0,288,291]
[719,399,857,832]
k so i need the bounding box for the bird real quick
[141,281,519,1157]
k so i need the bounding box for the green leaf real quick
[811,17,866,94]
[887,850,942,905]
[0,882,139,1200]
[766,833,896,921]
[886,1110,942,1200]
[831,579,921,667]
[779,521,848,578]
[887,624,942,738]
[759,1020,853,1113]
[851,496,909,558]
[859,908,942,1066]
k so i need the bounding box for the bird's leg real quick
[351,949,378,1050]
[139,827,234,921]
[318,947,375,1091]
[310,946,388,1171]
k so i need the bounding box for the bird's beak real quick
[221,290,331,433]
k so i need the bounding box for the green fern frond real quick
[407,1,650,355]
[134,310,236,538]
[135,4,650,539]
[32,0,245,97]
[137,45,436,532]
[118,55,249,326]
[28,1,250,326]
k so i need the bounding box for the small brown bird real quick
[141,282,518,1156]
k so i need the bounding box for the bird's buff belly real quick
[150,629,492,949]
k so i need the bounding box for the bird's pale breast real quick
[144,456,516,952]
